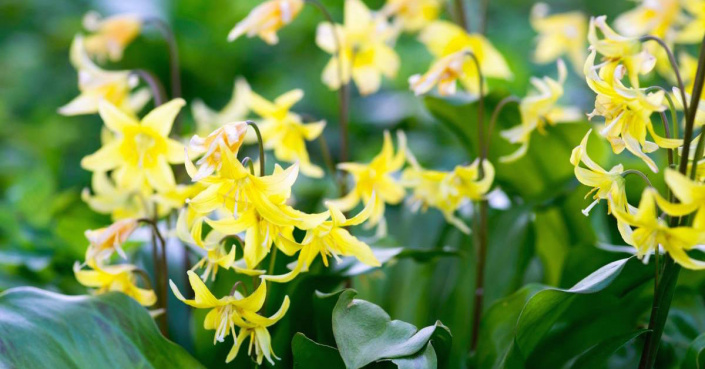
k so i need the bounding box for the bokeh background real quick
[2,0,700,368]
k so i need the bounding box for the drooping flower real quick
[316,0,400,96]
[248,89,326,178]
[82,11,142,62]
[170,271,290,364]
[584,50,681,172]
[81,99,186,192]
[418,20,512,96]
[408,50,469,96]
[588,15,655,88]
[84,218,139,262]
[402,149,493,234]
[677,0,705,44]
[530,3,587,71]
[192,77,251,137]
[570,129,628,215]
[263,197,380,283]
[380,0,441,32]
[615,0,682,39]
[189,121,249,181]
[228,0,304,45]
[59,36,150,116]
[82,171,152,220]
[329,131,406,234]
[500,59,581,162]
[74,262,156,306]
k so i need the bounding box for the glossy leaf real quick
[292,333,345,369]
[572,329,649,369]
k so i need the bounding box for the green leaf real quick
[572,329,649,369]
[683,333,705,369]
[332,289,452,369]
[391,343,438,369]
[292,333,345,369]
[332,247,462,277]
[0,287,204,368]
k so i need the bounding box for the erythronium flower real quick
[530,3,587,71]
[588,15,655,88]
[677,0,705,43]
[189,121,249,181]
[316,0,400,96]
[82,11,142,63]
[408,50,469,96]
[170,271,290,365]
[228,0,304,45]
[418,20,511,96]
[615,0,682,39]
[263,196,380,283]
[74,262,156,306]
[248,89,326,178]
[329,130,406,235]
[570,129,628,215]
[81,99,186,192]
[81,171,152,220]
[664,168,705,209]
[192,77,251,137]
[401,149,494,234]
[84,218,138,262]
[584,50,682,172]
[500,59,581,162]
[59,36,151,116]
[380,0,441,32]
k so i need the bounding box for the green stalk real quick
[246,121,266,176]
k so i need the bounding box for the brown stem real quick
[131,69,166,106]
[144,18,182,132]
[486,96,520,160]
[454,0,469,32]
[246,121,266,176]
[640,36,689,119]
[138,216,168,337]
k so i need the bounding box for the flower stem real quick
[486,96,520,160]
[132,69,166,106]
[246,121,266,176]
[454,0,469,32]
[138,215,169,337]
[144,18,182,128]
[640,36,689,119]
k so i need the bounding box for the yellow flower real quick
[170,271,290,364]
[329,131,406,234]
[316,0,400,95]
[408,50,469,96]
[588,15,655,88]
[500,60,581,162]
[59,36,150,116]
[612,188,705,269]
[84,218,138,262]
[192,77,251,137]
[74,262,156,306]
[263,197,380,283]
[82,11,142,62]
[402,150,493,234]
[677,0,705,43]
[248,89,326,178]
[570,129,628,216]
[584,50,681,172]
[82,171,152,220]
[418,20,511,96]
[615,0,682,39]
[530,3,587,71]
[227,0,304,45]
[664,168,705,209]
[189,121,249,181]
[81,99,186,192]
[380,0,441,32]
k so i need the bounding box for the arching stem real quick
[246,121,266,176]
[132,69,166,107]
[486,96,520,160]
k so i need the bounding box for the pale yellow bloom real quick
[248,89,325,178]
[263,197,380,283]
[59,36,150,116]
[82,11,142,62]
[192,77,251,137]
[408,50,469,96]
[588,15,656,88]
[189,121,249,181]
[615,0,682,38]
[74,262,156,306]
[677,0,705,43]
[228,0,304,45]
[500,60,582,162]
[381,0,441,32]
[584,50,681,172]
[316,0,400,95]
[84,218,138,262]
[170,271,290,364]
[418,21,511,96]
[82,171,151,220]
[81,99,186,192]
[329,131,406,234]
[530,3,587,71]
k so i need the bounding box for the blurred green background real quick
[2,0,699,368]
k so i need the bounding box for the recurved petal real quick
[99,100,139,132]
[141,98,186,137]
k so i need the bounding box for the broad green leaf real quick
[333,289,452,369]
[572,329,649,369]
[683,333,705,369]
[292,333,345,369]
[392,343,438,369]
[0,287,204,368]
